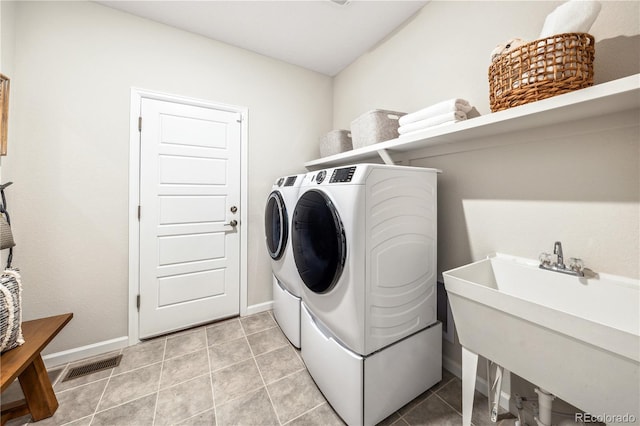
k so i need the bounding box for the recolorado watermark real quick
[575,412,637,423]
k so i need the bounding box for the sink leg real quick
[462,347,479,426]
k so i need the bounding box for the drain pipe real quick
[534,388,556,426]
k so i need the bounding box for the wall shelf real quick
[305,74,640,170]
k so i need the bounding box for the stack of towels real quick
[398,98,479,138]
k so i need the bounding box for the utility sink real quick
[443,253,639,426]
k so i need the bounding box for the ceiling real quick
[96,0,429,76]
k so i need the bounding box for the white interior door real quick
[138,98,241,339]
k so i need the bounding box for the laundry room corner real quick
[0,1,638,425]
[328,1,639,424]
[2,0,333,358]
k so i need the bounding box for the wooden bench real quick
[0,313,73,425]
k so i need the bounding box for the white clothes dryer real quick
[292,163,439,355]
[264,173,305,348]
[292,164,442,425]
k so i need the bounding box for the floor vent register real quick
[62,354,123,381]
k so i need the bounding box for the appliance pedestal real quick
[301,303,442,426]
[272,276,301,348]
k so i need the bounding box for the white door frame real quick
[128,87,249,345]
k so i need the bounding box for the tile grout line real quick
[243,323,278,336]
[88,390,159,418]
[243,330,283,426]
[59,415,93,426]
[251,340,291,359]
[210,355,254,374]
[396,375,458,423]
[109,359,162,378]
[162,328,208,362]
[87,347,124,425]
[50,363,70,391]
[50,364,68,387]
[164,324,209,341]
[243,325,279,338]
[430,375,457,394]
[260,364,306,388]
[205,321,219,426]
[243,313,322,425]
[177,408,214,426]
[432,390,465,418]
[215,382,269,409]
[151,337,168,426]
[154,371,215,396]
[281,400,327,425]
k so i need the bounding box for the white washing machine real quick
[292,164,442,425]
[264,173,305,348]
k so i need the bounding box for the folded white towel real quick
[398,121,459,138]
[399,99,472,126]
[539,0,601,38]
[398,111,466,135]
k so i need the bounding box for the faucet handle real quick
[569,257,584,272]
[539,252,552,266]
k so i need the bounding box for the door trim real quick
[128,88,249,345]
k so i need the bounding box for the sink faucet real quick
[553,241,564,267]
[539,241,585,277]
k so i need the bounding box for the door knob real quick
[228,220,238,227]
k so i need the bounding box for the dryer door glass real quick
[265,191,288,260]
[292,189,346,293]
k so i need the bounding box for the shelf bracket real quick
[376,148,395,165]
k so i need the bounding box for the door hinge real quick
[136,294,140,311]
[137,205,141,220]
[138,116,142,132]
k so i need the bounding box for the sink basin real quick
[443,253,639,425]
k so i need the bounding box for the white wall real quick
[332,0,639,412]
[334,0,639,281]
[3,1,332,354]
[0,0,15,77]
[0,0,17,268]
[334,1,640,125]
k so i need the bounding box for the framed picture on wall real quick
[0,73,9,156]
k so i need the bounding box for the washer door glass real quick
[265,191,287,260]
[292,189,346,293]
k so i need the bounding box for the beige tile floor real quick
[3,311,516,426]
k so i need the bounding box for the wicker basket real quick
[489,33,595,112]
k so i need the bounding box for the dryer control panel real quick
[330,166,356,183]
[284,176,298,186]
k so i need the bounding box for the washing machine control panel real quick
[284,176,298,186]
[330,166,356,183]
[315,170,327,184]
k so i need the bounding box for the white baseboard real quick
[244,300,273,316]
[43,336,129,369]
[443,354,511,411]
